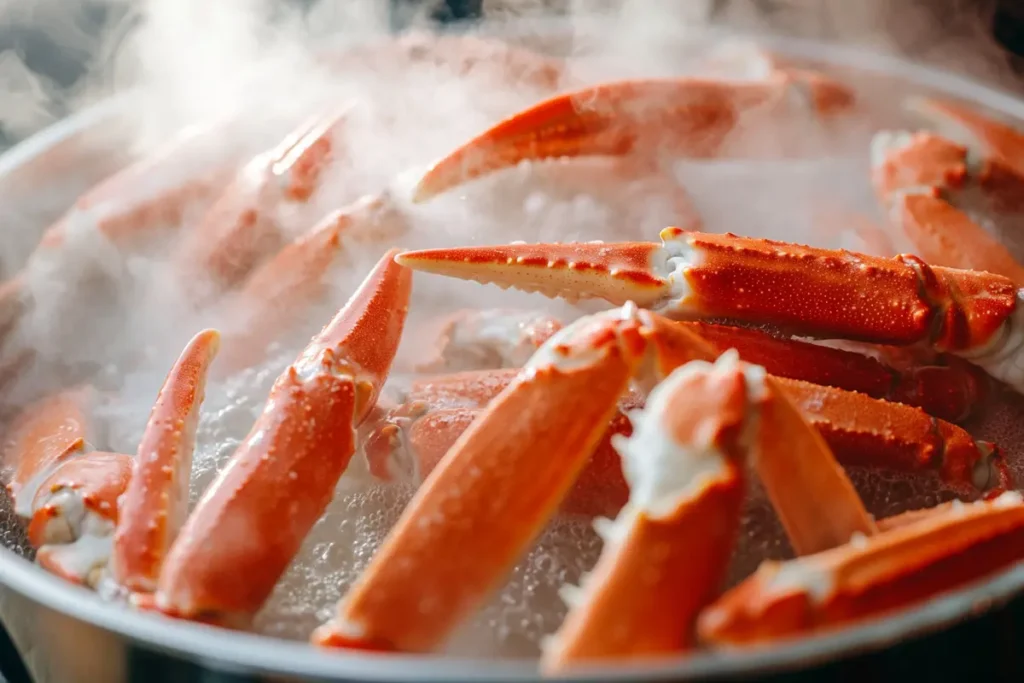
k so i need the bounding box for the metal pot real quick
[2,22,1024,683]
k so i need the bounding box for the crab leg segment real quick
[778,377,1009,494]
[153,249,411,624]
[403,368,638,411]
[396,230,1024,391]
[698,491,1024,646]
[542,353,757,668]
[111,329,221,594]
[176,106,354,302]
[314,305,871,653]
[412,74,853,202]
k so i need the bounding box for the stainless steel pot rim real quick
[1,25,1023,681]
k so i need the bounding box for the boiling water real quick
[4,26,1024,661]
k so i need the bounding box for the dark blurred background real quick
[0,0,1023,149]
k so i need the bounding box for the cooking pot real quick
[2,18,1024,683]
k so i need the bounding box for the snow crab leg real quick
[872,129,1024,285]
[907,96,1024,208]
[697,490,1024,648]
[679,320,989,422]
[410,71,855,203]
[395,229,1024,393]
[544,351,759,663]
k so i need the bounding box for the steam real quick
[1,0,1024,656]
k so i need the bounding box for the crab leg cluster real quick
[313,304,869,651]
[317,303,1024,666]
[5,31,1024,671]
[314,72,1024,662]
[0,31,570,617]
[0,33,567,364]
[4,249,411,628]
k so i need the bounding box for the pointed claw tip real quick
[194,327,222,355]
[314,245,413,393]
[392,249,426,266]
[391,248,457,276]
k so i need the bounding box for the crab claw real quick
[699,490,1024,646]
[216,193,409,376]
[29,451,134,587]
[907,97,1024,201]
[871,130,1024,285]
[542,352,757,668]
[396,229,1023,391]
[412,74,852,202]
[175,106,355,303]
[154,248,412,625]
[111,328,221,594]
